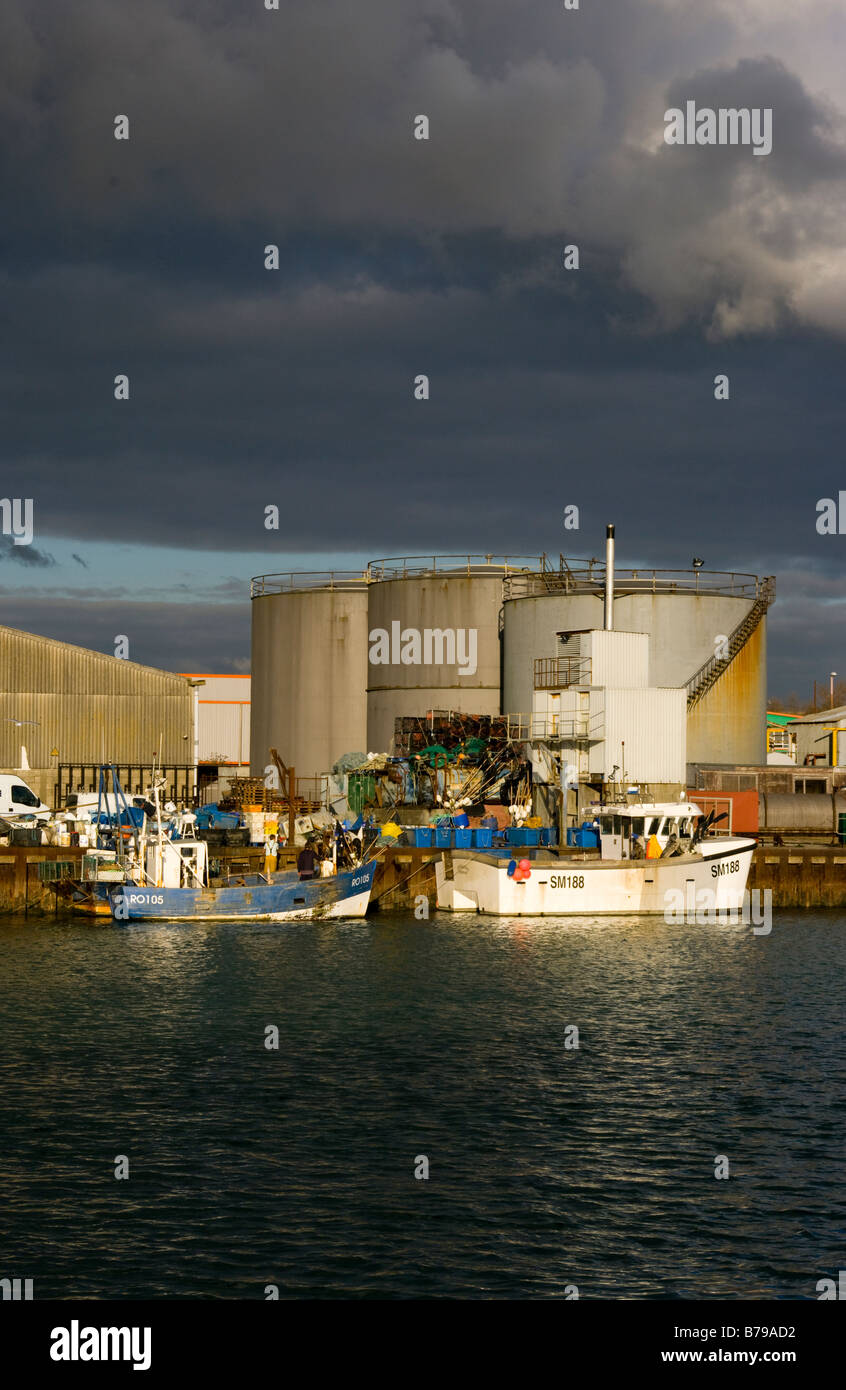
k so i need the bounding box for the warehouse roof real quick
[791,705,846,724]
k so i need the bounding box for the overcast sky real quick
[2,0,846,700]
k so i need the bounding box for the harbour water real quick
[1,911,843,1300]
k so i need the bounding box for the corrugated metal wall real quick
[0,625,194,766]
[587,631,649,688]
[597,688,687,782]
[197,701,251,764]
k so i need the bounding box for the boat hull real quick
[105,862,377,922]
[435,840,757,916]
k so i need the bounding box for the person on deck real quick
[297,840,320,880]
[264,832,278,877]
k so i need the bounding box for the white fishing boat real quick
[435,801,756,916]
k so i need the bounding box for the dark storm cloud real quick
[1,0,845,687]
[0,595,249,673]
[0,536,55,567]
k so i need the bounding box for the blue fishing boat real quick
[107,859,378,922]
[59,765,379,922]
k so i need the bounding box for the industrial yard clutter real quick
[3,527,846,915]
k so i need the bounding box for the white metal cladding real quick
[586,631,649,688]
[181,674,252,765]
[594,688,687,782]
[0,624,194,766]
[198,701,251,765]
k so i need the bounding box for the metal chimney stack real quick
[604,524,615,630]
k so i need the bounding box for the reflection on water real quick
[0,909,843,1299]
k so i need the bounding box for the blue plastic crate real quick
[540,827,559,846]
[414,827,433,848]
[505,827,524,845]
[523,828,540,846]
[454,828,472,848]
[434,826,452,848]
[473,827,493,849]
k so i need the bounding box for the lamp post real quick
[831,673,837,709]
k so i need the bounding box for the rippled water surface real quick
[1,910,844,1299]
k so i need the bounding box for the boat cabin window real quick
[629,818,645,838]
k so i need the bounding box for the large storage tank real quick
[250,575,369,778]
[365,558,537,754]
[502,564,772,765]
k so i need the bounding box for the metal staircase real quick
[686,577,776,709]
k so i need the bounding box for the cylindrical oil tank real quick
[250,576,369,778]
[759,793,846,833]
[502,569,770,765]
[365,559,527,753]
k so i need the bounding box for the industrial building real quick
[790,705,846,768]
[250,539,774,779]
[767,711,799,763]
[0,624,197,807]
[180,673,251,796]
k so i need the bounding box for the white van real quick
[0,774,51,820]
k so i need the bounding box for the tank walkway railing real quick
[250,572,370,597]
[686,576,776,710]
[503,567,766,601]
[534,656,593,690]
[366,555,545,580]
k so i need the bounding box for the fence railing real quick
[503,712,604,743]
[250,572,370,597]
[534,656,593,690]
[504,567,766,601]
[366,554,544,580]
